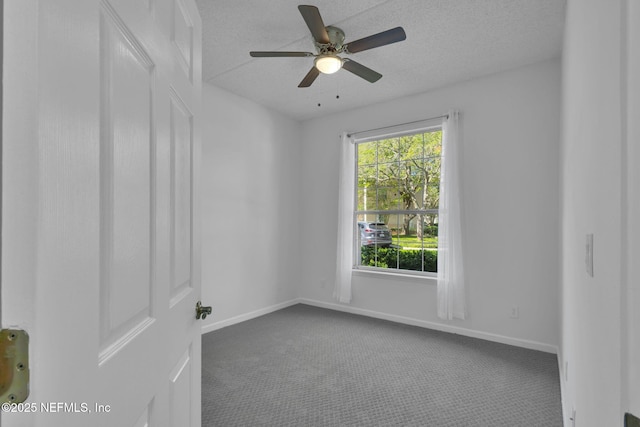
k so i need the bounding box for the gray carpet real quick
[202,304,562,426]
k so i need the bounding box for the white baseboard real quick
[200,299,299,334]
[201,297,558,354]
[298,298,559,354]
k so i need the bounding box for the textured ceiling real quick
[195,0,565,121]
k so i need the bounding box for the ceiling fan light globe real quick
[315,55,342,74]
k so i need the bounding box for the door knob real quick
[195,301,212,320]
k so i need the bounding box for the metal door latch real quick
[195,301,212,320]
[0,329,29,403]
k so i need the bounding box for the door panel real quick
[172,0,195,81]
[99,4,155,355]
[1,0,202,426]
[169,348,193,426]
[170,92,194,304]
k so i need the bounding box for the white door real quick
[1,0,203,426]
[626,0,640,418]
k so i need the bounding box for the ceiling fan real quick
[249,5,406,88]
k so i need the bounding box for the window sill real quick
[352,268,437,284]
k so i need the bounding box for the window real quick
[354,129,442,275]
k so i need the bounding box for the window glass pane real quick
[376,138,398,163]
[426,183,440,210]
[412,156,428,210]
[423,214,439,250]
[357,141,377,167]
[425,134,442,210]
[397,134,424,161]
[376,162,400,211]
[396,213,416,239]
[357,141,376,211]
[357,166,376,211]
[379,186,401,211]
[360,244,398,270]
[425,130,442,157]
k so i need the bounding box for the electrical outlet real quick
[509,306,519,319]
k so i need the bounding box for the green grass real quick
[392,234,438,249]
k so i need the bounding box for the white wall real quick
[560,0,639,425]
[200,84,301,329]
[299,59,561,351]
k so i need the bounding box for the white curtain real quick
[334,132,355,303]
[437,110,466,320]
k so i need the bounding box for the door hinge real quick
[0,329,30,403]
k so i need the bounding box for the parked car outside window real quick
[358,221,392,247]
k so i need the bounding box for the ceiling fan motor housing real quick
[316,26,345,53]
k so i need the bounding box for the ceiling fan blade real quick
[298,5,330,44]
[342,59,382,83]
[250,51,314,57]
[298,67,320,88]
[344,27,406,53]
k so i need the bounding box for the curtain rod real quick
[346,114,449,138]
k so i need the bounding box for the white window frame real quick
[352,124,442,278]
